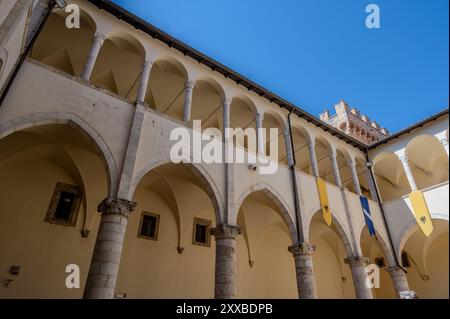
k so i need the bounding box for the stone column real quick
[283,128,294,166]
[83,197,136,299]
[386,266,416,299]
[345,256,373,299]
[399,155,418,191]
[288,243,318,299]
[440,136,449,156]
[330,152,343,187]
[307,141,320,177]
[80,32,105,81]
[136,60,152,103]
[183,80,195,122]
[255,113,265,155]
[348,159,362,195]
[210,224,241,299]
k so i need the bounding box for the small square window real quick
[45,183,81,226]
[138,212,160,241]
[375,257,385,268]
[401,251,411,268]
[192,218,211,247]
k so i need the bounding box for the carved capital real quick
[344,256,369,267]
[93,32,106,44]
[288,242,316,256]
[210,223,241,240]
[440,137,449,147]
[97,197,137,218]
[185,79,196,90]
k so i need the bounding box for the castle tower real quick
[320,100,389,144]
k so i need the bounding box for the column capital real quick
[398,154,408,163]
[93,32,106,43]
[185,79,196,90]
[440,136,449,146]
[255,113,264,123]
[210,223,241,239]
[307,140,315,148]
[143,59,153,68]
[347,158,357,167]
[97,197,137,218]
[344,255,369,267]
[289,242,316,256]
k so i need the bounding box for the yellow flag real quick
[316,177,332,226]
[409,190,433,237]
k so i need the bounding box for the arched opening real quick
[191,78,224,130]
[262,113,286,163]
[360,226,396,298]
[308,211,355,298]
[314,136,335,185]
[405,135,449,191]
[230,97,257,153]
[0,124,110,298]
[335,148,352,189]
[355,157,372,199]
[373,152,410,202]
[90,32,145,99]
[400,219,448,298]
[289,126,311,174]
[30,9,96,77]
[116,163,219,298]
[146,57,188,120]
[236,189,297,298]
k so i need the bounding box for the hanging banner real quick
[360,196,376,237]
[316,177,332,226]
[409,190,433,237]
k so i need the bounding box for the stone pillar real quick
[136,60,152,103]
[330,152,342,187]
[288,243,318,299]
[210,224,241,299]
[83,197,136,299]
[440,136,449,156]
[386,266,416,299]
[345,256,373,299]
[183,80,195,122]
[399,155,418,191]
[348,159,362,195]
[255,113,265,155]
[283,128,294,166]
[80,32,105,81]
[307,141,320,177]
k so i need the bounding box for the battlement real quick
[320,100,389,145]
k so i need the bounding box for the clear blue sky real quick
[113,0,448,133]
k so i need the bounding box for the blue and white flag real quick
[360,196,376,237]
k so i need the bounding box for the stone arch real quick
[288,124,313,174]
[314,135,335,185]
[372,151,410,202]
[130,159,223,223]
[0,112,118,196]
[359,226,396,267]
[306,205,354,257]
[91,31,146,98]
[30,7,97,77]
[405,134,449,190]
[396,214,449,261]
[191,76,226,130]
[235,183,298,245]
[147,55,189,118]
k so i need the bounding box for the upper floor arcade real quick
[8,0,379,200]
